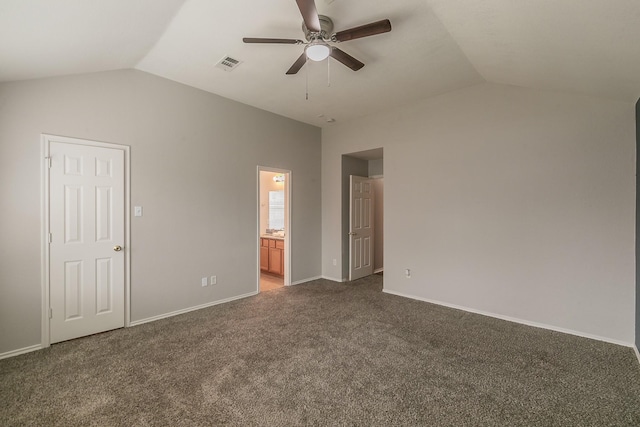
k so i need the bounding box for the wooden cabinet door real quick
[279,247,284,276]
[260,245,269,271]
[269,247,283,275]
[275,240,284,276]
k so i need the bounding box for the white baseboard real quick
[321,275,345,283]
[290,276,323,286]
[382,288,634,349]
[0,344,42,360]
[129,291,258,327]
[634,345,640,366]
[374,268,384,274]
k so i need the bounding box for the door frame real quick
[256,166,291,291]
[40,134,131,348]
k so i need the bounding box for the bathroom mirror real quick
[268,190,285,230]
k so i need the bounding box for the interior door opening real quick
[342,150,383,282]
[257,167,291,292]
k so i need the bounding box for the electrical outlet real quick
[405,269,411,279]
[210,275,217,285]
[201,277,208,287]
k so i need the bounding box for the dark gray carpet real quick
[1,276,640,426]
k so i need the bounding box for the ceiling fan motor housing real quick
[302,15,334,41]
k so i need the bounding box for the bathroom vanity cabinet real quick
[260,237,284,277]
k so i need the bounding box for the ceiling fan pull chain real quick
[327,56,331,87]
[305,61,309,100]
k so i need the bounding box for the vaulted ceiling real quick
[2,0,639,127]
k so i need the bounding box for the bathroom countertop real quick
[261,235,284,240]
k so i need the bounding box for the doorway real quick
[342,149,383,281]
[41,134,131,347]
[257,167,291,292]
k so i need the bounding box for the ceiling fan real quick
[243,0,391,74]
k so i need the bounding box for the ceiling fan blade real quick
[330,47,364,71]
[243,38,302,44]
[286,52,307,75]
[334,19,392,42]
[295,0,321,32]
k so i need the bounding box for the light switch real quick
[134,206,143,217]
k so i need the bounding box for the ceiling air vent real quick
[216,56,242,71]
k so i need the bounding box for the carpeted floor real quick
[1,275,640,426]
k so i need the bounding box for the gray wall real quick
[368,159,384,272]
[368,158,384,177]
[0,69,321,355]
[636,98,640,350]
[322,82,636,344]
[372,178,384,272]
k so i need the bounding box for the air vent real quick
[216,56,242,71]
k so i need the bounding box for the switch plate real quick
[333,259,337,266]
[201,277,208,287]
[134,206,143,217]
[210,275,217,285]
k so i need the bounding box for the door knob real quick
[348,232,357,236]
[113,245,123,252]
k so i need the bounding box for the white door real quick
[49,141,125,343]
[349,175,374,280]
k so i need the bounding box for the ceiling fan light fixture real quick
[305,41,330,61]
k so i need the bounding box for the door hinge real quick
[49,308,53,319]
[48,233,52,244]
[45,156,51,168]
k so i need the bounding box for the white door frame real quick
[41,134,131,348]
[257,166,292,290]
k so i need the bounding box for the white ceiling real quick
[0,0,185,81]
[2,0,640,127]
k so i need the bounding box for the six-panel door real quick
[49,141,125,343]
[349,175,374,281]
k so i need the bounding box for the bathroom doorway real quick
[257,167,291,292]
